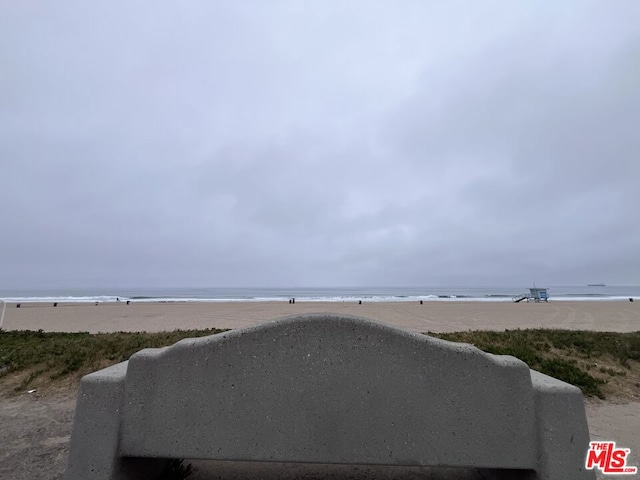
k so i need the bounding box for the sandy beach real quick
[2,299,639,334]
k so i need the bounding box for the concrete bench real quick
[65,314,594,479]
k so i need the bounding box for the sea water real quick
[0,285,638,303]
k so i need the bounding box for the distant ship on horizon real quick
[587,283,606,287]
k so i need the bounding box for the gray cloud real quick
[1,1,639,288]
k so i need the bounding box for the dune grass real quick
[0,328,226,392]
[1,328,638,399]
[433,329,640,398]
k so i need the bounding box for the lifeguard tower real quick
[513,288,549,303]
[529,287,548,302]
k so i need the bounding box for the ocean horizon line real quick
[1,285,638,304]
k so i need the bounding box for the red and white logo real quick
[586,441,637,475]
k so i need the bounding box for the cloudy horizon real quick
[1,1,639,290]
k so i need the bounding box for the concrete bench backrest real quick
[121,315,535,467]
[66,314,594,480]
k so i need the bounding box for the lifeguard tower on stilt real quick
[513,287,549,303]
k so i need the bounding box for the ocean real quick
[0,285,638,304]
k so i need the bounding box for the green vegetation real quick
[0,328,227,392]
[432,329,640,399]
[160,459,193,480]
[1,327,638,399]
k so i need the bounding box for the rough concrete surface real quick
[1,393,635,480]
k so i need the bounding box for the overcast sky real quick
[1,1,639,289]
